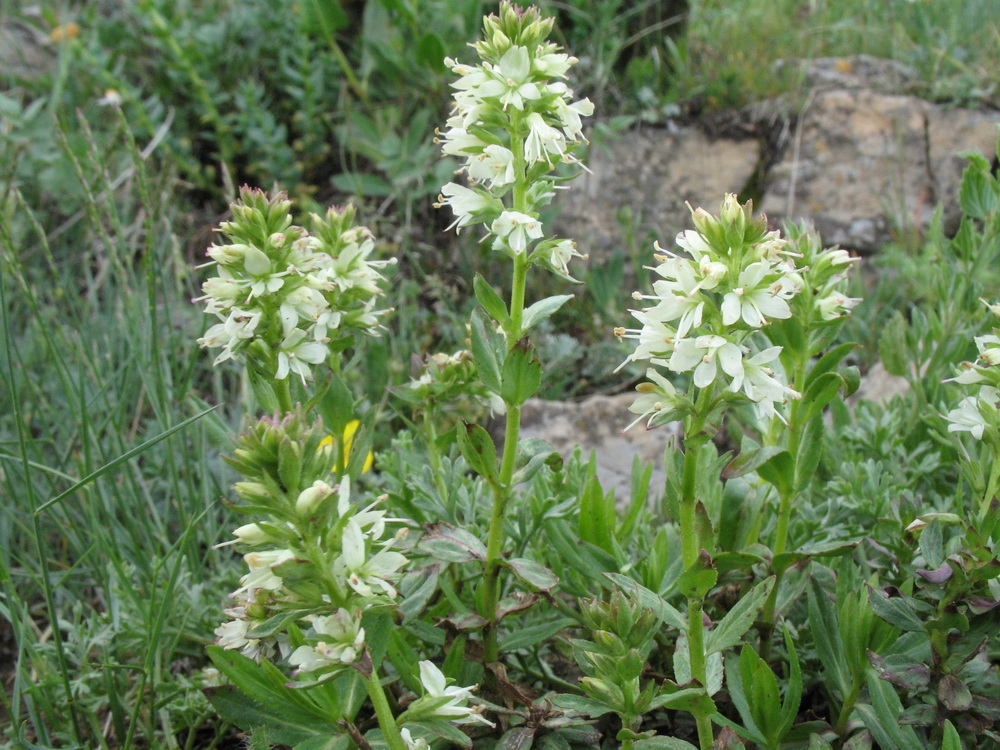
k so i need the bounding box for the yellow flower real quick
[320,420,374,474]
[50,22,80,42]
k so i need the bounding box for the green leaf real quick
[504,557,559,591]
[294,736,351,750]
[707,577,775,655]
[550,693,613,718]
[298,0,348,34]
[778,624,802,739]
[317,371,355,441]
[633,737,699,749]
[521,294,573,333]
[801,371,849,423]
[866,585,925,632]
[856,674,922,750]
[804,342,858,390]
[500,338,542,406]
[416,31,447,71]
[602,573,687,631]
[579,474,615,553]
[511,437,557,486]
[473,274,510,326]
[807,578,850,697]
[959,158,999,219]
[756,450,794,500]
[418,523,487,563]
[649,687,715,715]
[455,421,499,484]
[722,441,788,480]
[470,308,504,395]
[712,551,765,575]
[500,616,575,651]
[942,720,963,750]
[408,719,474,749]
[918,518,944,570]
[676,550,717,599]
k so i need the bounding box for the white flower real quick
[815,291,862,321]
[946,387,999,440]
[289,609,365,674]
[668,335,743,388]
[613,311,678,371]
[275,329,328,382]
[401,729,430,750]
[538,239,583,275]
[439,127,487,157]
[726,346,800,420]
[552,96,593,141]
[488,46,542,111]
[408,661,494,726]
[524,112,566,164]
[437,183,495,231]
[625,369,681,431]
[334,520,408,598]
[721,262,793,327]
[466,145,516,187]
[236,549,294,594]
[491,211,543,254]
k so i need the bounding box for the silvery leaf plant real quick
[195,5,1000,750]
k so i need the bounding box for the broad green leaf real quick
[866,585,925,632]
[418,523,487,563]
[707,577,775,655]
[959,158,999,219]
[500,616,575,651]
[633,737,699,749]
[722,441,788,479]
[316,370,354,438]
[294,736,351,750]
[804,342,858,390]
[500,338,542,406]
[778,625,802,739]
[455,421,499,484]
[918,518,944,569]
[504,557,558,591]
[203,685,338,745]
[579,474,615,553]
[756,450,794,500]
[550,693,614,718]
[676,551,717,600]
[942,720,963,750]
[470,308,503,394]
[521,294,573,333]
[473,273,509,326]
[856,674,922,750]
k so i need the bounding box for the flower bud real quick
[208,243,248,266]
[233,523,271,545]
[296,480,335,515]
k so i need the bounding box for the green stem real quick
[273,377,294,415]
[423,411,450,505]
[834,678,863,737]
[678,390,714,750]
[981,443,1000,518]
[364,669,407,750]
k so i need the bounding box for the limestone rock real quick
[553,126,761,263]
[761,57,999,253]
[517,393,679,502]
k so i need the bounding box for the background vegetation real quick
[1,0,998,747]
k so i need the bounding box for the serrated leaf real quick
[708,577,775,655]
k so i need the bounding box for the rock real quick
[781,54,918,94]
[553,126,761,263]
[516,393,679,502]
[761,57,1000,253]
[851,361,911,405]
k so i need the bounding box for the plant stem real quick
[679,394,713,750]
[480,108,530,670]
[273,377,293,414]
[834,678,863,737]
[981,443,1000,518]
[364,669,407,750]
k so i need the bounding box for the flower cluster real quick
[617,195,805,426]
[395,349,504,418]
[397,661,493,729]
[434,2,591,278]
[780,221,861,325]
[945,300,1000,442]
[213,411,408,683]
[196,188,393,382]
